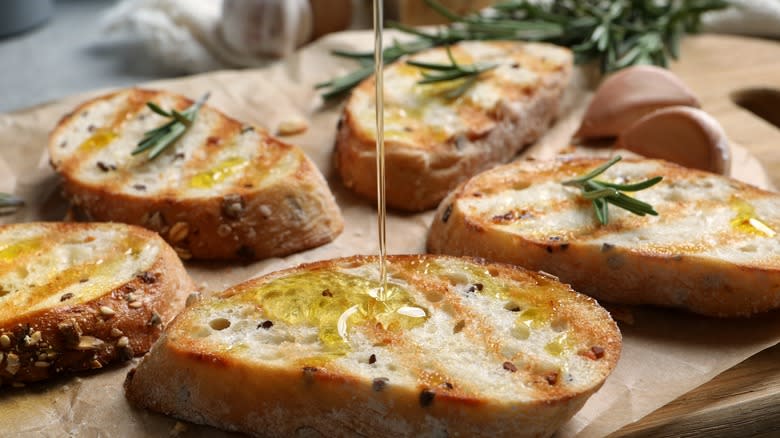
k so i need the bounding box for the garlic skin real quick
[577,65,701,139]
[616,106,731,175]
[221,0,313,58]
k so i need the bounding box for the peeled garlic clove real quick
[616,106,731,175]
[577,65,700,139]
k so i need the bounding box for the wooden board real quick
[611,34,780,436]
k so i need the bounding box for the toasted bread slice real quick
[335,41,572,211]
[428,157,780,317]
[0,222,193,386]
[125,255,620,437]
[48,88,343,261]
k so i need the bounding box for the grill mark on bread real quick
[389,265,558,400]
[59,90,157,176]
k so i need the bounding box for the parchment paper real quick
[0,30,778,438]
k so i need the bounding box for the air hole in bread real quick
[488,268,500,277]
[209,318,231,331]
[512,324,530,340]
[550,318,568,332]
[504,302,522,312]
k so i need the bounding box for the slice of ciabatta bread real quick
[48,88,343,261]
[125,255,620,437]
[0,222,193,386]
[428,157,780,317]
[335,41,572,212]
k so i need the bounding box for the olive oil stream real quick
[373,0,388,300]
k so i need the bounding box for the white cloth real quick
[100,0,780,74]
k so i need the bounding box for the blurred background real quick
[1,0,778,113]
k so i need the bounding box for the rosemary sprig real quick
[406,47,497,99]
[318,0,729,99]
[132,92,210,160]
[0,193,24,216]
[562,156,663,225]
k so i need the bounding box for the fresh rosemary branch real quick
[318,0,729,99]
[406,47,497,99]
[0,193,24,216]
[562,156,663,225]
[132,92,210,160]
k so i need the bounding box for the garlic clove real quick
[577,65,700,139]
[616,106,731,175]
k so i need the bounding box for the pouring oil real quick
[373,0,388,301]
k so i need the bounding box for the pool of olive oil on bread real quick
[125,255,621,438]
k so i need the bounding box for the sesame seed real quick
[126,293,138,302]
[90,360,103,369]
[0,334,10,348]
[11,382,25,388]
[28,331,42,345]
[368,354,376,365]
[503,361,518,373]
[117,336,130,348]
[110,328,123,338]
[258,320,274,330]
[148,312,162,326]
[321,289,333,297]
[99,306,116,317]
[128,301,143,309]
[60,293,74,302]
[34,361,50,368]
[133,184,146,191]
[168,222,190,243]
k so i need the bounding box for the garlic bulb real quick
[221,0,313,58]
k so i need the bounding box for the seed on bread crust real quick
[503,361,518,373]
[168,222,190,243]
[419,389,436,407]
[372,377,389,392]
[0,334,11,349]
[368,354,376,364]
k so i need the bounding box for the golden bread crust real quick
[428,157,780,317]
[0,222,194,386]
[125,254,620,437]
[48,88,343,260]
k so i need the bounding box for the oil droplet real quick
[0,239,41,263]
[730,196,776,237]
[544,332,574,357]
[517,307,552,329]
[78,129,117,153]
[189,157,248,189]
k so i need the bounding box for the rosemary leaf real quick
[132,92,210,161]
[317,0,730,99]
[563,156,662,225]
